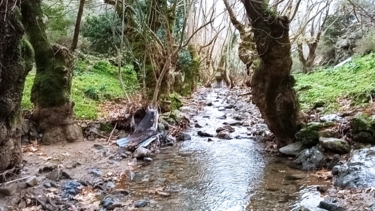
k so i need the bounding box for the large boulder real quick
[350,113,375,144]
[332,147,375,188]
[319,137,350,154]
[296,123,320,146]
[279,142,306,156]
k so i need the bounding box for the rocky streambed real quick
[1,87,375,211]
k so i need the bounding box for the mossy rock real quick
[170,93,183,111]
[295,123,320,146]
[353,131,375,144]
[350,113,372,133]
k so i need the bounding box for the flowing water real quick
[127,89,327,211]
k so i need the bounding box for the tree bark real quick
[243,0,299,144]
[21,0,83,145]
[0,0,33,171]
[71,0,86,52]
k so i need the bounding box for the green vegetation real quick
[22,59,139,119]
[295,52,375,112]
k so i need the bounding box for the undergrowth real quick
[295,52,375,113]
[22,59,139,119]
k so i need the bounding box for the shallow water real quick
[127,89,326,211]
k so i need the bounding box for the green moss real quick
[22,59,140,120]
[100,122,113,132]
[295,123,320,146]
[294,53,375,113]
[170,92,183,111]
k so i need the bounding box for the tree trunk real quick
[71,0,86,52]
[243,0,299,144]
[21,0,83,145]
[0,0,33,172]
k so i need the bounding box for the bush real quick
[42,2,75,44]
[81,11,122,54]
[355,29,375,55]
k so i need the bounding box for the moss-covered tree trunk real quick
[0,0,33,172]
[21,0,83,145]
[243,0,299,144]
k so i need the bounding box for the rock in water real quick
[332,147,375,188]
[319,137,350,154]
[294,146,326,170]
[177,132,191,141]
[197,131,214,137]
[279,142,306,156]
[133,147,151,158]
[217,131,231,139]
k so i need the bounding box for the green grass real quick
[22,59,139,119]
[294,52,375,112]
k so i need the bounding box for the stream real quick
[127,88,328,211]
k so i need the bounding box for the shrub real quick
[355,29,375,55]
[81,11,122,54]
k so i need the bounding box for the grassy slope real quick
[22,59,139,119]
[295,52,375,112]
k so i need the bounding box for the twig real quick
[107,123,117,143]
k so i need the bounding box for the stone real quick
[44,182,52,188]
[105,181,115,189]
[216,125,235,133]
[194,123,203,128]
[144,157,153,162]
[218,107,225,111]
[371,204,375,211]
[320,114,342,123]
[217,131,231,139]
[134,200,147,208]
[93,144,104,150]
[133,147,151,158]
[332,147,375,188]
[318,201,345,211]
[279,142,306,156]
[112,189,130,196]
[197,130,214,137]
[350,113,373,133]
[296,123,320,146]
[62,180,83,198]
[25,176,38,187]
[294,146,326,170]
[352,131,375,144]
[89,168,102,177]
[319,137,350,154]
[177,133,191,141]
[318,128,336,138]
[224,120,242,126]
[0,183,17,196]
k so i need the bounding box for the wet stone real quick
[216,125,235,133]
[177,132,191,141]
[217,131,231,140]
[279,142,306,156]
[134,200,147,208]
[197,131,214,137]
[318,201,345,211]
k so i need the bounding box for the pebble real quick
[89,168,102,177]
[134,200,147,208]
[25,176,38,187]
